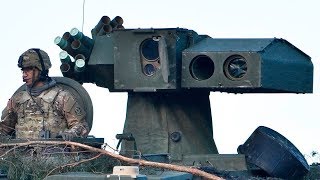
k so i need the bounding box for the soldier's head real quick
[18,48,52,86]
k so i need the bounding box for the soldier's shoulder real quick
[40,85,64,103]
[12,90,29,104]
[54,85,75,98]
[53,85,78,105]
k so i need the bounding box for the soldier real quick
[0,48,89,140]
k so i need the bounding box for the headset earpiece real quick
[32,48,48,81]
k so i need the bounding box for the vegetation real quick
[0,146,118,180]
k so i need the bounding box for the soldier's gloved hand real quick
[6,98,15,112]
[59,132,77,141]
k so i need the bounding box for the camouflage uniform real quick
[0,48,89,139]
[0,86,89,139]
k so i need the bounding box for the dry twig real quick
[0,140,224,180]
[45,153,103,178]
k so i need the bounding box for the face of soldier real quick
[22,67,41,87]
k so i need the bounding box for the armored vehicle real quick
[0,15,316,179]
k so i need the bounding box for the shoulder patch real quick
[74,106,83,116]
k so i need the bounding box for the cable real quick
[81,0,86,32]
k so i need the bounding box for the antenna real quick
[82,0,86,32]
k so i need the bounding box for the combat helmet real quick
[18,48,52,71]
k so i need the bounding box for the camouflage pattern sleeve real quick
[0,98,18,136]
[56,89,89,137]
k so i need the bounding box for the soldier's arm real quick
[0,98,17,136]
[57,90,89,138]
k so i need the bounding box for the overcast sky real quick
[0,0,319,163]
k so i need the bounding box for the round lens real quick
[189,55,214,81]
[224,55,247,80]
[140,38,159,61]
[144,64,156,76]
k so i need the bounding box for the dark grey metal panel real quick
[88,35,115,65]
[113,29,190,91]
[185,38,274,52]
[181,52,261,88]
[261,39,313,93]
[181,38,313,93]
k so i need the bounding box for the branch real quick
[45,153,103,178]
[0,140,224,180]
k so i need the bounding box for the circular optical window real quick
[224,55,248,80]
[189,55,214,81]
[144,64,156,76]
[140,38,159,61]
